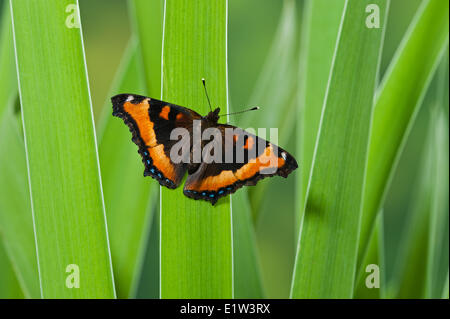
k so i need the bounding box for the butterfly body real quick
[112,93,298,205]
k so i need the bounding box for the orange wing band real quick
[123,99,157,148]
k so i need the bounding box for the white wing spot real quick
[126,95,134,102]
[281,152,287,160]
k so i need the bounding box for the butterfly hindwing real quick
[111,93,201,188]
[184,124,298,205]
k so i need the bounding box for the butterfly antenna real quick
[201,78,213,112]
[219,106,260,117]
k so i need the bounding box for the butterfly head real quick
[205,107,220,124]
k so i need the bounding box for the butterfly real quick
[111,84,298,205]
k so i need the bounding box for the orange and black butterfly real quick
[111,81,298,205]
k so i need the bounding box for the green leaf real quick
[291,0,388,298]
[159,0,232,298]
[130,0,163,98]
[98,38,158,298]
[424,50,449,299]
[354,213,385,299]
[0,107,40,299]
[232,191,265,298]
[0,2,39,299]
[10,0,115,298]
[228,1,297,299]
[386,96,438,298]
[241,0,300,216]
[0,0,15,117]
[425,109,449,299]
[0,241,23,298]
[296,0,346,232]
[135,202,160,299]
[358,0,450,269]
[128,0,164,299]
[132,0,263,298]
[443,272,449,299]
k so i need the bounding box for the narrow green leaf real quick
[136,202,160,299]
[230,1,297,297]
[443,272,449,299]
[296,0,345,231]
[0,2,39,298]
[0,241,23,298]
[358,0,450,268]
[130,0,163,97]
[11,0,115,298]
[232,191,265,298]
[0,107,40,298]
[425,50,449,299]
[98,38,158,298]
[160,0,232,298]
[129,0,165,299]
[291,0,388,298]
[387,107,436,299]
[378,48,448,299]
[354,213,385,299]
[0,0,15,117]
[425,109,449,298]
[241,0,300,215]
[229,1,295,299]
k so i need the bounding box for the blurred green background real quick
[0,0,448,299]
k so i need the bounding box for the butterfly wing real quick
[112,93,201,188]
[183,124,298,205]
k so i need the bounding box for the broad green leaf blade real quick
[296,0,345,231]
[232,191,265,298]
[98,38,158,298]
[291,0,388,298]
[358,0,450,268]
[11,0,115,298]
[160,0,232,298]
